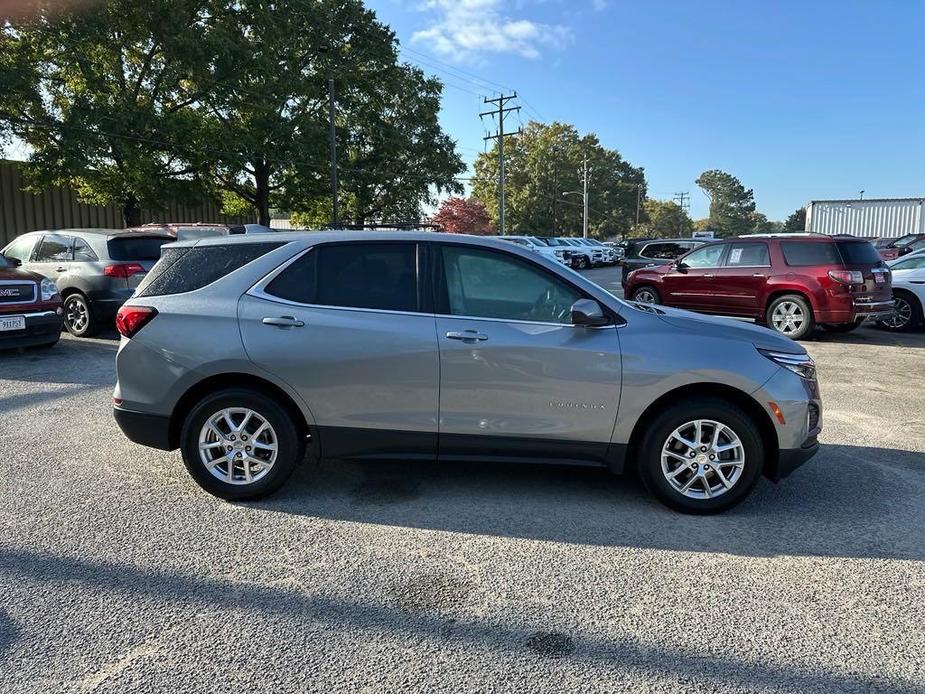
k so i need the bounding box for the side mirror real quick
[675,260,689,272]
[898,246,912,257]
[2,254,21,267]
[571,299,610,327]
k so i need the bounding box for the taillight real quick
[827,270,864,285]
[116,305,158,338]
[104,263,145,278]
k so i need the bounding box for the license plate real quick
[0,315,26,332]
[874,273,885,284]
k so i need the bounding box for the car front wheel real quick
[180,388,304,501]
[637,398,764,514]
[631,286,661,304]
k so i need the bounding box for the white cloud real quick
[410,0,573,62]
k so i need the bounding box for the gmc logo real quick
[0,288,21,297]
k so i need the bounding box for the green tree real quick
[471,121,645,238]
[200,0,463,226]
[695,169,756,237]
[0,0,218,226]
[783,206,807,231]
[637,199,693,238]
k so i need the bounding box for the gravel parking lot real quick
[1,266,924,693]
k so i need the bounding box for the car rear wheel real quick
[766,294,815,340]
[631,286,661,304]
[63,293,99,337]
[877,292,922,332]
[821,319,864,333]
[637,398,764,514]
[180,388,304,501]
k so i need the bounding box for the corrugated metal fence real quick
[0,159,255,246]
[806,198,925,239]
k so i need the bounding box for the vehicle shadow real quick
[0,335,116,386]
[0,610,18,664]
[255,442,925,562]
[0,548,920,692]
[811,324,925,348]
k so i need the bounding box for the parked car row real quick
[623,233,896,339]
[496,235,618,270]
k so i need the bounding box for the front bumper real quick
[0,310,63,349]
[767,435,819,482]
[113,406,174,450]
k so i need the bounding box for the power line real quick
[673,191,690,211]
[480,92,521,235]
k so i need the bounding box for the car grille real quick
[0,283,36,304]
[807,403,820,431]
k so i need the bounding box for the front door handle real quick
[752,273,767,278]
[56,266,67,272]
[262,316,304,328]
[446,330,488,343]
[703,274,715,279]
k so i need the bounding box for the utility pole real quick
[635,184,642,230]
[673,191,690,211]
[582,156,590,238]
[328,78,339,228]
[481,93,521,235]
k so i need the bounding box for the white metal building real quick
[805,198,925,239]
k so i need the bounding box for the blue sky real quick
[369,0,925,221]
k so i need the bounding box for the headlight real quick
[40,278,59,301]
[758,348,816,380]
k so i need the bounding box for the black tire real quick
[876,292,922,333]
[63,292,99,337]
[576,255,589,270]
[631,285,661,304]
[636,397,764,514]
[765,294,815,340]
[180,388,304,501]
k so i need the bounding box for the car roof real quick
[18,228,171,238]
[169,230,530,252]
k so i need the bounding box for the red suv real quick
[624,234,893,339]
[0,252,64,349]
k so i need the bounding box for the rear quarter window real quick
[835,241,882,265]
[781,242,841,266]
[134,243,285,297]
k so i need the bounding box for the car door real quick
[708,241,772,316]
[660,243,727,310]
[238,241,440,461]
[26,233,73,282]
[434,243,622,465]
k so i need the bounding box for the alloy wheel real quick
[65,296,88,333]
[771,301,805,335]
[633,288,658,304]
[660,419,745,500]
[198,407,278,485]
[881,297,912,329]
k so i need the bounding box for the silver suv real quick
[113,232,821,513]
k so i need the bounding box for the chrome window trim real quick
[0,279,37,305]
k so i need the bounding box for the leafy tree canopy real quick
[783,206,807,231]
[471,121,646,239]
[431,196,493,234]
[635,199,693,238]
[695,169,757,237]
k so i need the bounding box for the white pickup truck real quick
[496,236,571,266]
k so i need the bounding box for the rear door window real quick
[723,242,770,267]
[108,236,170,261]
[34,234,73,262]
[264,243,419,312]
[835,241,881,265]
[781,242,841,266]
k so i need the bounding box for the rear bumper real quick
[0,310,63,349]
[767,436,819,482]
[113,406,174,450]
[817,297,894,323]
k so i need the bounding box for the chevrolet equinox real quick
[113,232,821,514]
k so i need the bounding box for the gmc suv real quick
[0,252,62,349]
[624,234,893,340]
[113,232,822,514]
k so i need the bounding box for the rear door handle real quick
[752,273,767,278]
[262,316,304,328]
[446,330,488,343]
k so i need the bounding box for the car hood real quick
[0,266,44,283]
[651,304,803,352]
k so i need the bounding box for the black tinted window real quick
[108,236,170,261]
[35,234,72,262]
[135,243,284,297]
[265,243,418,312]
[73,237,99,261]
[724,242,770,267]
[642,242,687,259]
[835,241,881,265]
[781,242,841,266]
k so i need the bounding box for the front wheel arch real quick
[624,383,778,479]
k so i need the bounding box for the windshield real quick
[891,234,920,247]
[0,254,10,269]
